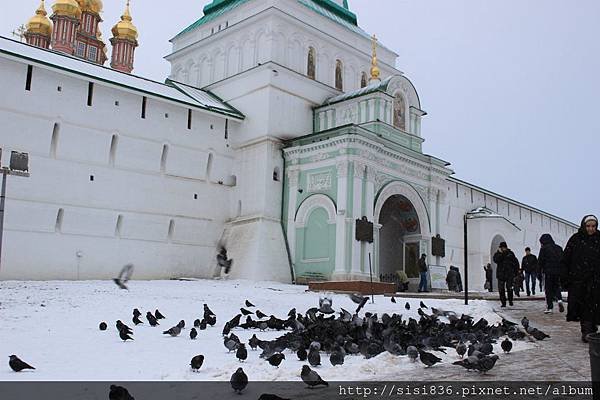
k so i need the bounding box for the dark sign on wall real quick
[432,234,445,257]
[355,216,373,243]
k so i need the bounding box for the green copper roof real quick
[322,76,394,106]
[174,0,362,40]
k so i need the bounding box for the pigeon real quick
[155,309,165,320]
[391,296,396,303]
[116,321,133,335]
[418,350,442,367]
[308,347,321,367]
[329,347,345,366]
[406,346,419,362]
[267,353,285,368]
[529,328,550,341]
[113,263,134,290]
[99,322,107,331]
[248,334,260,350]
[420,301,428,309]
[245,300,255,308]
[119,330,134,341]
[301,365,329,388]
[456,342,467,358]
[240,308,253,316]
[356,296,369,314]
[146,312,159,326]
[349,293,364,304]
[199,319,208,330]
[297,347,308,361]
[318,297,334,314]
[258,395,290,400]
[109,384,134,400]
[8,355,35,372]
[236,344,248,362]
[222,322,231,336]
[190,328,198,340]
[205,315,217,326]
[501,338,513,354]
[217,247,233,274]
[163,325,182,337]
[190,355,204,372]
[521,316,529,330]
[194,319,201,328]
[453,355,479,371]
[132,308,141,318]
[224,338,239,352]
[405,302,411,310]
[177,320,185,329]
[230,367,248,394]
[203,304,216,318]
[255,310,267,319]
[475,354,499,374]
[132,315,143,325]
[258,321,268,331]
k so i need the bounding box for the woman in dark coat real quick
[561,215,600,342]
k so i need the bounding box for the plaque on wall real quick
[355,216,373,243]
[431,234,445,257]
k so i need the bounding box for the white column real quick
[350,161,365,276]
[334,160,349,276]
[286,168,300,262]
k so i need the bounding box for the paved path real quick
[378,299,591,381]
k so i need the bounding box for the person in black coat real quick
[417,254,429,293]
[484,263,493,292]
[538,233,564,314]
[521,247,539,296]
[560,215,600,343]
[493,242,519,307]
[446,266,458,292]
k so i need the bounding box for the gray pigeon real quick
[318,297,334,314]
[329,347,345,366]
[456,342,467,358]
[162,325,181,337]
[475,354,499,374]
[521,316,529,330]
[407,346,419,362]
[301,365,328,388]
[418,349,442,367]
[308,347,321,367]
[225,338,239,352]
[190,355,204,372]
[189,328,198,340]
[230,367,248,394]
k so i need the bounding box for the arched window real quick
[307,47,316,79]
[360,72,368,88]
[393,92,406,131]
[335,59,343,90]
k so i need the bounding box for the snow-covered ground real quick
[0,279,535,381]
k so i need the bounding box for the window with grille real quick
[88,46,98,62]
[76,42,85,58]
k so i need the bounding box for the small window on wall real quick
[307,47,316,80]
[360,71,368,88]
[335,59,343,90]
[76,42,85,58]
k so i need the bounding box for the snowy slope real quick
[0,279,534,381]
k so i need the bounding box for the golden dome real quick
[111,1,138,42]
[76,0,102,15]
[26,0,53,37]
[51,0,81,18]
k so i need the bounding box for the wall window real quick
[87,46,98,62]
[360,71,368,88]
[307,47,316,80]
[393,92,406,131]
[335,59,343,90]
[76,42,85,58]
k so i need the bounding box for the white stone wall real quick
[0,56,240,280]
[168,0,400,92]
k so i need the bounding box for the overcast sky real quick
[1,0,598,224]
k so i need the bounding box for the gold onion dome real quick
[51,0,82,18]
[26,0,53,36]
[76,0,102,14]
[111,1,138,42]
[370,34,381,81]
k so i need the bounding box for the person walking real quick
[538,233,564,314]
[521,247,539,296]
[560,215,600,343]
[493,242,519,307]
[484,263,493,292]
[417,254,429,293]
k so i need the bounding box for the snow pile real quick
[0,279,535,381]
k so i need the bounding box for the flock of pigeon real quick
[8,292,551,397]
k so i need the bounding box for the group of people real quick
[489,214,600,343]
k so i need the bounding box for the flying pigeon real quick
[113,263,134,290]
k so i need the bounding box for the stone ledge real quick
[308,280,396,294]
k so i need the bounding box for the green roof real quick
[322,76,394,106]
[173,0,363,40]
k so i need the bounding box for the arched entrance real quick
[378,194,421,281]
[489,234,506,292]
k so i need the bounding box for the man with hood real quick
[493,241,520,307]
[538,233,564,314]
[561,215,600,343]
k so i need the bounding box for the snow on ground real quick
[0,279,535,381]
